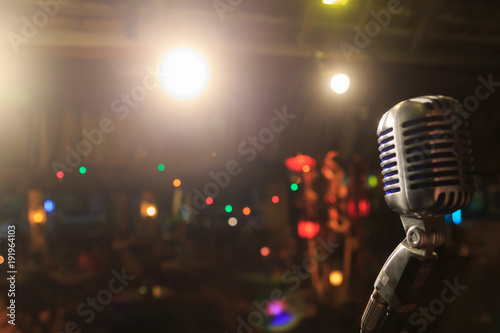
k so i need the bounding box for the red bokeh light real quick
[206,197,213,205]
[272,195,279,204]
[56,171,64,179]
[297,220,320,239]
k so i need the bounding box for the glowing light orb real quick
[329,270,343,286]
[79,166,86,174]
[158,47,209,100]
[33,212,44,223]
[173,179,181,187]
[228,217,238,226]
[260,246,270,256]
[272,196,279,204]
[44,200,55,212]
[0,256,4,264]
[290,183,298,191]
[225,205,233,213]
[266,300,285,316]
[146,206,157,217]
[56,171,64,179]
[206,197,213,205]
[331,73,350,94]
[158,164,166,171]
[302,165,311,173]
[243,207,251,215]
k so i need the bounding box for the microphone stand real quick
[360,216,445,333]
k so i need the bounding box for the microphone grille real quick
[378,96,475,217]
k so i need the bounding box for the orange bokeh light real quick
[243,207,251,215]
[173,179,181,187]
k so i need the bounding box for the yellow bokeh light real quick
[146,206,157,217]
[323,0,350,5]
[173,179,181,187]
[331,74,350,94]
[33,212,44,223]
[302,165,311,173]
[329,270,343,286]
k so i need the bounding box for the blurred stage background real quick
[0,1,499,332]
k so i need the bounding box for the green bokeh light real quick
[290,183,298,191]
[225,205,233,213]
[79,166,86,174]
[158,164,166,171]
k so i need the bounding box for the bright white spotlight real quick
[158,47,209,100]
[330,73,350,94]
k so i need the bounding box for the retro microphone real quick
[360,95,475,332]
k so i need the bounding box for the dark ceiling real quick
[1,0,500,193]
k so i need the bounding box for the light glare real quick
[158,47,209,100]
[331,74,350,94]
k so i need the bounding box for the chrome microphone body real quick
[360,96,475,333]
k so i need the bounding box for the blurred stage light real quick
[146,205,157,217]
[290,183,298,191]
[158,164,166,171]
[33,212,45,223]
[266,300,285,316]
[243,207,251,215]
[56,171,64,179]
[331,73,350,94]
[173,179,181,187]
[329,270,343,286]
[79,166,86,174]
[272,196,279,204]
[452,209,462,225]
[158,47,209,100]
[260,246,270,256]
[44,200,55,212]
[0,256,4,264]
[323,0,350,5]
[225,205,233,213]
[368,175,378,188]
[228,217,237,226]
[206,197,214,205]
[302,165,311,173]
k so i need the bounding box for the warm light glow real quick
[139,286,147,295]
[302,165,311,173]
[146,206,157,217]
[173,179,181,187]
[0,256,4,264]
[206,197,214,205]
[56,171,64,179]
[158,47,209,99]
[329,270,343,286]
[243,207,251,215]
[323,0,350,6]
[34,212,44,223]
[260,246,270,256]
[272,196,279,204]
[228,217,238,226]
[331,73,350,94]
[298,220,320,239]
